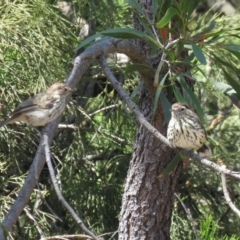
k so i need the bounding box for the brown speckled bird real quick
[0,82,72,127]
[167,102,212,158]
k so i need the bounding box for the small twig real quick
[88,104,117,117]
[43,134,98,240]
[154,51,167,86]
[108,230,118,240]
[40,234,94,240]
[166,38,180,49]
[174,193,200,240]
[35,182,63,223]
[58,124,76,129]
[142,8,163,48]
[154,38,181,85]
[221,172,240,217]
[23,207,44,238]
[98,231,116,237]
[58,124,132,145]
[98,55,240,180]
[99,56,170,146]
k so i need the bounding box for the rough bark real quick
[118,0,184,239]
[119,90,183,240]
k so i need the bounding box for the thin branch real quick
[58,124,132,145]
[0,39,152,239]
[221,172,240,217]
[141,8,163,48]
[43,134,98,240]
[174,193,200,240]
[40,234,94,240]
[154,51,166,86]
[88,104,117,117]
[23,207,44,238]
[109,230,118,240]
[98,55,240,180]
[153,38,180,85]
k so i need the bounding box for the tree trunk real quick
[118,0,184,239]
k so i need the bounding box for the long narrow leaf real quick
[101,28,159,46]
[192,44,207,65]
[153,0,160,21]
[177,76,205,122]
[75,33,102,51]
[213,81,240,108]
[173,85,187,104]
[211,54,240,96]
[156,7,179,28]
[153,73,169,117]
[127,0,144,15]
[158,153,182,178]
[125,64,154,74]
[159,92,172,124]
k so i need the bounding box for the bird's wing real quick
[10,92,59,115]
[11,92,45,114]
[33,94,59,109]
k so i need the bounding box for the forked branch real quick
[98,55,240,180]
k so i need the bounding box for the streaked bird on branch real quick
[0,82,72,127]
[167,102,212,158]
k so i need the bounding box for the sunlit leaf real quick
[213,81,240,109]
[75,33,102,51]
[222,44,240,60]
[156,7,179,28]
[192,44,207,65]
[212,54,240,96]
[101,28,158,46]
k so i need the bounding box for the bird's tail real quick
[197,144,212,158]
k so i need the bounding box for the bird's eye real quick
[64,87,68,91]
[180,107,185,111]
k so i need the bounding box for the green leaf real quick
[223,70,240,97]
[177,76,205,122]
[180,0,199,19]
[159,92,172,124]
[125,64,154,74]
[173,86,187,104]
[213,82,240,108]
[130,81,141,99]
[156,7,179,28]
[191,44,207,65]
[153,73,169,117]
[101,28,158,46]
[153,0,160,21]
[222,44,240,60]
[127,0,144,15]
[126,0,154,36]
[75,33,102,51]
[212,54,240,97]
[158,153,182,178]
